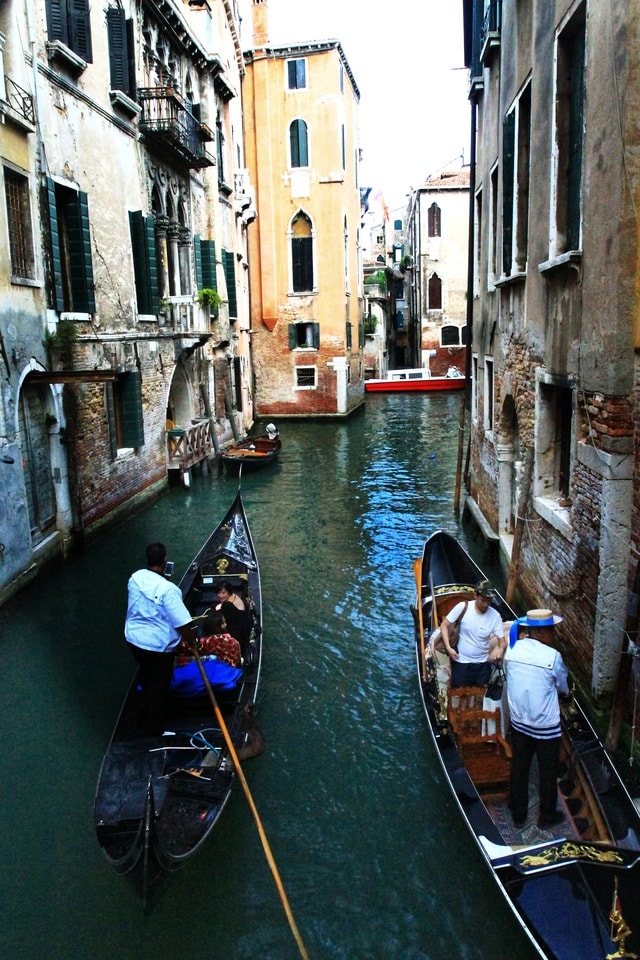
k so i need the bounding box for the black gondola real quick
[95,490,262,908]
[414,530,640,960]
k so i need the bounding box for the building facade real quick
[0,0,254,602]
[463,0,640,714]
[242,0,364,416]
[406,169,470,377]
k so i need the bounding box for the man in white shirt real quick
[441,579,505,688]
[504,608,569,830]
[125,542,195,735]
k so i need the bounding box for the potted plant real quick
[198,288,222,316]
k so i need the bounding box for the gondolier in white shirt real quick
[504,609,569,830]
[441,579,505,688]
[125,542,195,735]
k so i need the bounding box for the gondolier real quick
[504,609,569,829]
[125,542,195,735]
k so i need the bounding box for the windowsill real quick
[46,40,87,76]
[534,495,573,540]
[109,89,141,118]
[538,250,582,275]
[11,276,40,287]
[137,314,159,323]
[288,291,317,297]
[494,270,527,288]
[293,346,317,352]
[60,311,90,322]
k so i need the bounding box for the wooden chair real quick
[448,695,512,799]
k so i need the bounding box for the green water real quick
[0,394,537,959]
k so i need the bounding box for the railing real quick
[4,75,35,125]
[138,87,214,169]
[167,419,215,474]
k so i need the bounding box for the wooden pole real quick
[413,558,427,681]
[453,393,466,513]
[190,646,311,960]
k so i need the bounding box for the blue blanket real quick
[170,659,243,697]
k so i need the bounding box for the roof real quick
[244,39,360,99]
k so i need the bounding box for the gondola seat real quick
[448,698,512,799]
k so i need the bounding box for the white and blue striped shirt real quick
[504,635,569,739]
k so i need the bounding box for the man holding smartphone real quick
[125,542,195,735]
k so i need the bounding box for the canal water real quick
[0,394,538,960]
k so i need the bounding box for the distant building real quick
[406,170,469,377]
[0,0,253,602]
[243,0,364,416]
[462,0,640,710]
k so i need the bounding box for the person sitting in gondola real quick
[175,609,242,668]
[440,579,505,688]
[215,580,249,647]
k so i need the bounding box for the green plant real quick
[43,318,77,365]
[198,288,222,311]
[364,316,377,334]
[364,270,386,289]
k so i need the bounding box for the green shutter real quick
[107,8,128,93]
[311,322,320,349]
[194,234,202,288]
[129,211,159,314]
[502,109,515,276]
[68,0,92,62]
[346,321,352,350]
[288,324,297,350]
[567,27,585,250]
[201,240,217,290]
[118,371,145,448]
[45,177,64,312]
[46,0,66,43]
[66,190,95,313]
[222,248,237,319]
[105,384,118,459]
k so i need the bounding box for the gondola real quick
[220,424,281,474]
[94,489,262,909]
[413,530,640,960]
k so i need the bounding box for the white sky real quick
[237,0,471,218]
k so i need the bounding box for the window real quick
[288,321,319,349]
[346,321,352,351]
[341,124,346,170]
[472,355,478,421]
[289,119,308,167]
[287,58,306,90]
[46,0,93,62]
[489,165,499,283]
[107,7,135,98]
[194,235,217,292]
[428,202,441,238]
[129,210,159,315]
[503,82,531,276]
[441,324,462,347]
[428,272,442,310]
[290,211,314,292]
[484,357,494,432]
[536,380,573,499]
[4,167,35,281]
[295,366,317,389]
[553,5,585,254]
[106,371,145,456]
[45,177,95,314]
[216,113,226,186]
[474,187,482,296]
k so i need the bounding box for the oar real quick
[413,557,427,681]
[429,572,440,629]
[190,644,311,960]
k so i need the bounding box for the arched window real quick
[428,272,442,310]
[441,324,460,346]
[289,119,308,167]
[428,202,441,237]
[291,211,314,292]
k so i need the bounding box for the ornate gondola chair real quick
[447,689,512,799]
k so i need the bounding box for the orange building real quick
[243,0,364,416]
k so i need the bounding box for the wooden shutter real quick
[311,321,320,349]
[46,0,67,43]
[118,371,145,448]
[193,234,202,288]
[567,28,585,251]
[288,324,297,350]
[66,190,95,313]
[107,8,128,93]
[292,236,313,292]
[502,109,515,276]
[201,240,217,290]
[68,0,92,62]
[44,177,64,312]
[222,249,237,319]
[129,211,159,315]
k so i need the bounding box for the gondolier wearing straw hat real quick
[504,609,569,830]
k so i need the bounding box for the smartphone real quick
[164,560,175,578]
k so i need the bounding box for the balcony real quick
[480,0,501,65]
[138,87,214,170]
[167,419,215,480]
[1,75,35,130]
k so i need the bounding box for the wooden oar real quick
[429,572,439,629]
[190,645,311,960]
[413,557,427,681]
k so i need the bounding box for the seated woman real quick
[171,610,243,696]
[175,610,241,667]
[215,580,249,646]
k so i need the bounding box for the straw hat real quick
[509,609,562,647]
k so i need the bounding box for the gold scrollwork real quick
[519,842,624,869]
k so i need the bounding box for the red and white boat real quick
[364,366,466,393]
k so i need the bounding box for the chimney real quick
[252,0,269,47]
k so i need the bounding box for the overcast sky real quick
[237,0,471,219]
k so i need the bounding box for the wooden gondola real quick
[220,425,281,474]
[94,489,262,909]
[414,530,640,960]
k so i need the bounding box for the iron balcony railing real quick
[4,75,35,125]
[138,87,214,170]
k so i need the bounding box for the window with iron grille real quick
[295,366,317,389]
[4,167,35,281]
